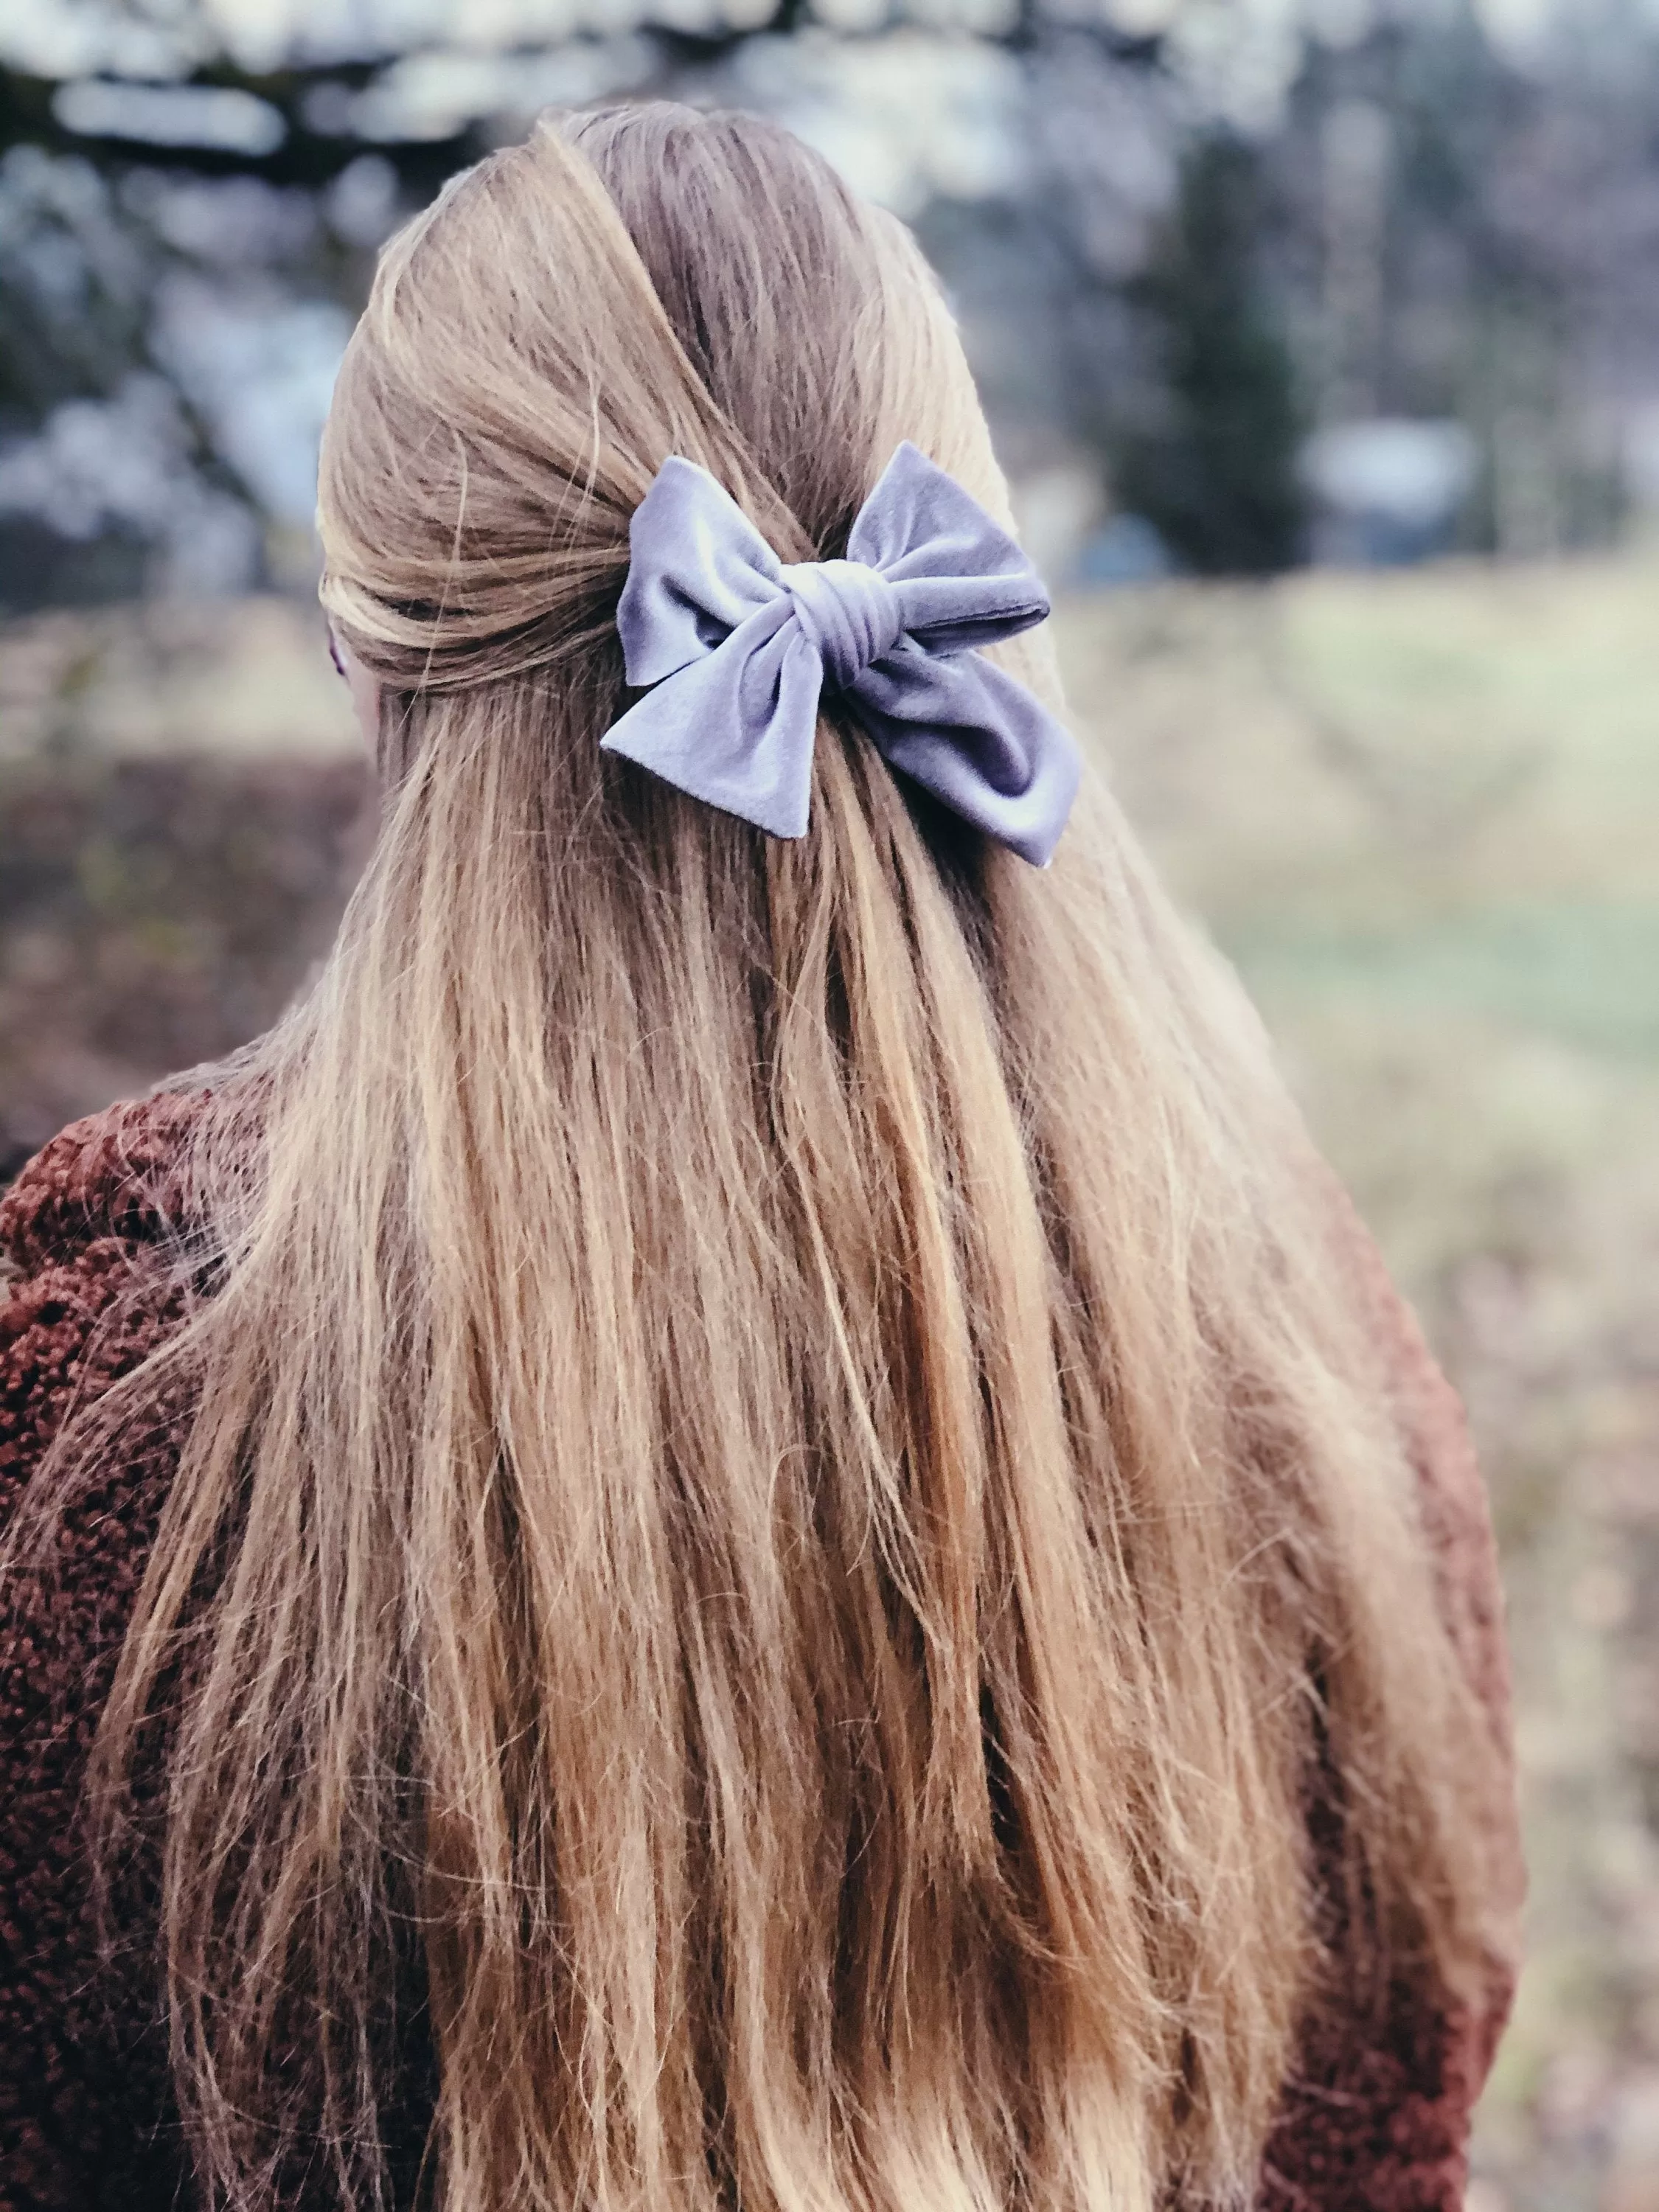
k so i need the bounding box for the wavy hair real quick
[26,103,1503,2212]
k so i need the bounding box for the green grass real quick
[1229,900,1659,1060]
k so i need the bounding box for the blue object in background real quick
[1072,512,1176,588]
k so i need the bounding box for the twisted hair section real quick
[9,103,1508,2212]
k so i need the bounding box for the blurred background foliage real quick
[12,0,1659,594]
[4,3,1659,2209]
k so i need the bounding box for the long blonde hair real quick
[33,102,1500,2212]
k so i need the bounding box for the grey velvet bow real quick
[601,442,1080,867]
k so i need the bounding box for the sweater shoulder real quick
[0,1087,208,1565]
[0,1089,211,1284]
[0,1096,201,2208]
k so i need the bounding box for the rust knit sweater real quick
[0,1091,1523,2212]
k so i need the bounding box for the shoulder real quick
[0,1089,212,1801]
[1319,1172,1514,1739]
[1261,1171,1524,2208]
[0,1083,215,1715]
[1,1088,211,1531]
[0,1092,208,2207]
[1,1088,211,1281]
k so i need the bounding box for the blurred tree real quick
[0,17,1180,602]
[1112,132,1305,574]
[8,0,1659,597]
[1272,0,1659,559]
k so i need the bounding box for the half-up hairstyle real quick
[18,102,1508,2212]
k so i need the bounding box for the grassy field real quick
[4,554,1659,2208]
[1057,557,1659,2212]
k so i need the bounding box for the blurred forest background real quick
[4,1,1659,2207]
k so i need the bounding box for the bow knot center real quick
[781,558,903,691]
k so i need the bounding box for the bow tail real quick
[850,646,1081,869]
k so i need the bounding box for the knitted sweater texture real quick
[0,1092,1523,2211]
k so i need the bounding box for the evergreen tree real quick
[1113,132,1305,575]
